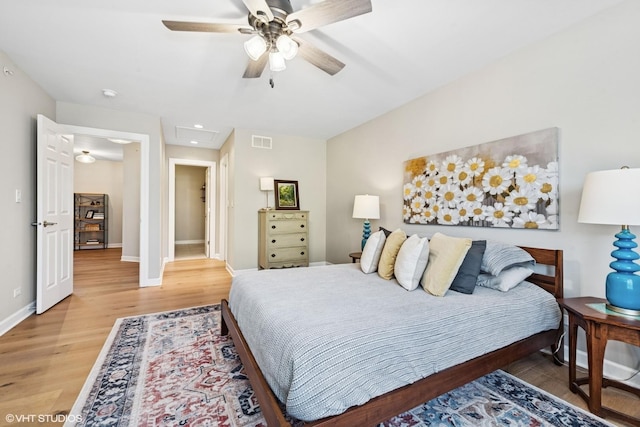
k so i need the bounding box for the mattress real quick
[228,263,561,421]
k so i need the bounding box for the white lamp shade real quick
[578,168,640,226]
[352,195,380,219]
[268,51,286,72]
[276,34,298,60]
[260,177,274,191]
[244,35,267,61]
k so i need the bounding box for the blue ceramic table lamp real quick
[352,195,380,250]
[578,167,640,316]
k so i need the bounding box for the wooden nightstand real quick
[349,252,362,263]
[559,297,640,425]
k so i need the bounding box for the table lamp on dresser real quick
[578,166,640,315]
[260,177,274,210]
[352,194,380,250]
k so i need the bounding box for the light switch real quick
[15,189,21,203]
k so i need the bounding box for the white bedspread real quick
[228,263,561,421]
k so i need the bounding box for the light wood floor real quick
[0,249,637,426]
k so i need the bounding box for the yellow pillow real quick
[421,232,472,296]
[377,228,407,280]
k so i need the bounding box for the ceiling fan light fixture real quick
[76,150,96,164]
[276,34,298,60]
[244,35,267,61]
[269,51,287,72]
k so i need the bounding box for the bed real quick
[221,246,564,426]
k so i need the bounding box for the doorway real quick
[64,124,151,286]
[168,158,216,262]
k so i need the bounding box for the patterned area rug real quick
[67,305,613,427]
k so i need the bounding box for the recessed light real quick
[190,140,199,145]
[102,89,118,98]
[194,124,204,129]
[108,138,132,144]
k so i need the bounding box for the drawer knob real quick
[272,239,276,243]
[271,254,276,258]
[271,225,276,229]
[300,238,305,242]
[300,251,305,255]
[300,224,305,228]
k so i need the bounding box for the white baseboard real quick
[0,302,36,336]
[121,256,140,262]
[176,240,205,245]
[107,243,123,249]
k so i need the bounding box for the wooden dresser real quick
[258,210,309,269]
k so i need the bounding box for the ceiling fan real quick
[162,0,372,79]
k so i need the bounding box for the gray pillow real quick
[480,240,535,276]
[450,240,486,294]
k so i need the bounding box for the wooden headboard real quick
[520,246,563,300]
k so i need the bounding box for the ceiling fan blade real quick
[162,20,251,34]
[243,54,269,78]
[241,0,274,22]
[286,0,372,33]
[295,37,345,76]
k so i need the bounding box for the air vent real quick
[252,135,272,149]
[175,126,219,144]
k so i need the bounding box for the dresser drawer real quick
[267,220,307,234]
[266,247,308,262]
[267,211,307,220]
[267,233,307,248]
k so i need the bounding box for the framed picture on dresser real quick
[274,179,299,210]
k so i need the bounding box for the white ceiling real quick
[0,0,625,159]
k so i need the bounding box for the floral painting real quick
[403,128,559,230]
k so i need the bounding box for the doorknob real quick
[31,221,57,227]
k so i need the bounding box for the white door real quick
[35,115,74,314]
[204,167,210,258]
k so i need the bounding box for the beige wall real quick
[175,165,206,242]
[0,50,56,330]
[327,1,640,369]
[226,129,327,271]
[74,160,124,246]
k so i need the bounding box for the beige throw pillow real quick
[360,230,386,274]
[394,234,430,291]
[421,232,472,296]
[377,228,407,280]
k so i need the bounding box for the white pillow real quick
[360,230,386,274]
[394,235,430,291]
[476,265,534,292]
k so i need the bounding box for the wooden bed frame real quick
[220,246,564,426]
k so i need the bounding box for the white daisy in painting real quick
[403,183,416,201]
[469,203,487,222]
[503,154,528,173]
[410,196,426,213]
[452,165,473,187]
[466,157,485,177]
[422,186,437,205]
[422,208,437,223]
[485,202,514,227]
[456,202,473,222]
[425,175,439,189]
[438,184,462,208]
[436,174,450,188]
[515,165,543,193]
[437,207,461,225]
[425,160,439,177]
[411,174,428,195]
[538,162,559,202]
[505,188,538,213]
[403,205,412,221]
[540,214,559,229]
[513,211,547,229]
[482,167,513,196]
[461,186,485,204]
[440,155,464,178]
